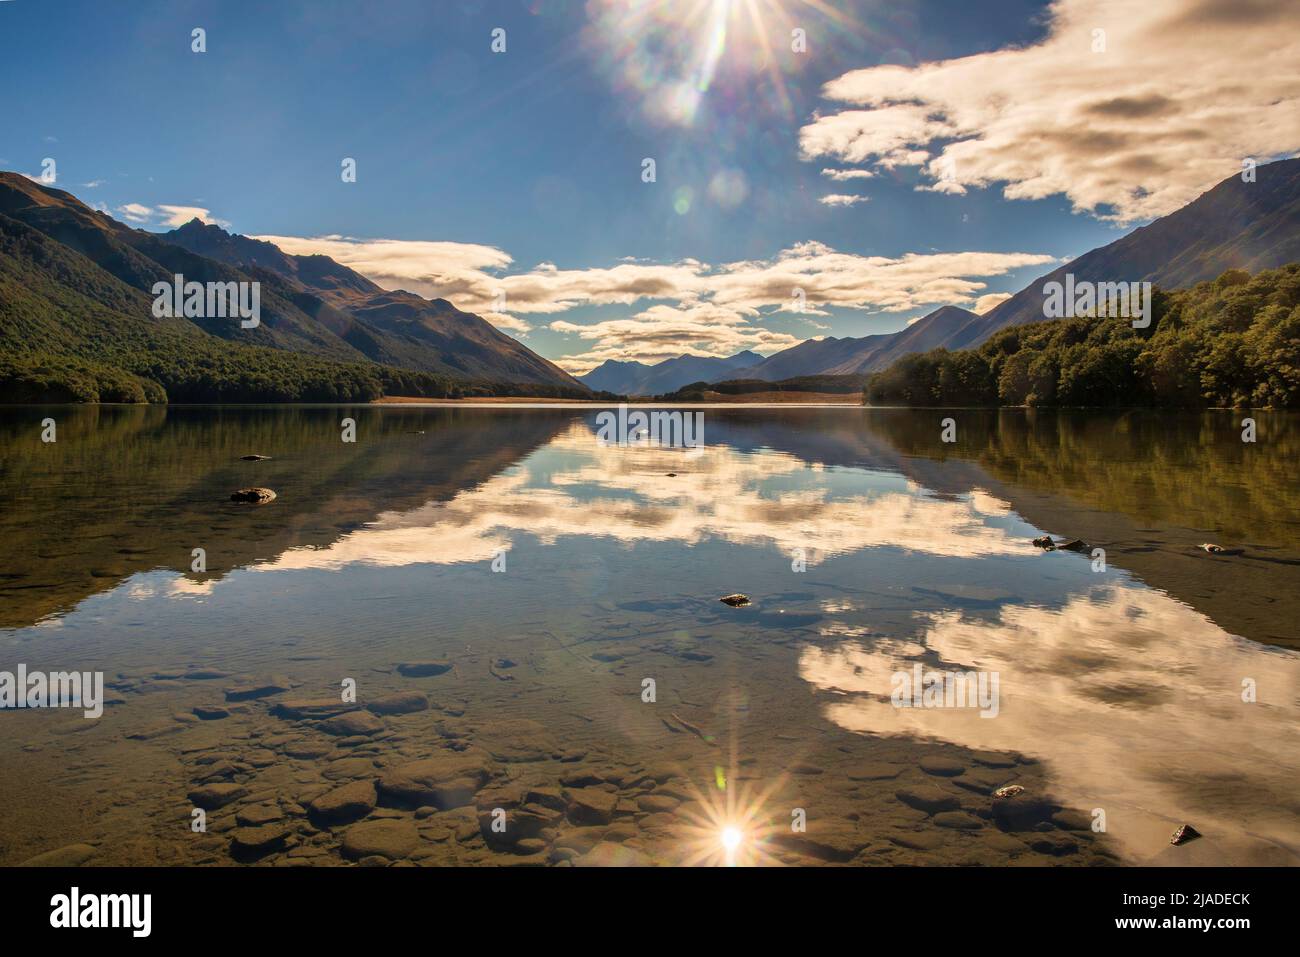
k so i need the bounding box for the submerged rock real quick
[309,780,377,825]
[230,487,276,504]
[719,594,751,607]
[395,660,452,677]
[341,819,419,861]
[18,843,98,867]
[230,825,288,856]
[188,783,248,810]
[378,752,493,809]
[318,711,385,737]
[895,785,960,814]
[365,691,429,716]
[224,676,292,701]
[270,698,358,720]
[240,454,271,461]
[565,787,618,826]
[992,784,1026,799]
[1170,823,1202,846]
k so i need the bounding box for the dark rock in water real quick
[309,780,378,825]
[318,711,384,737]
[378,752,493,809]
[230,487,276,504]
[224,676,292,701]
[919,756,966,777]
[396,660,452,677]
[341,819,419,861]
[240,454,271,461]
[494,657,517,669]
[991,791,1055,831]
[895,785,960,814]
[365,691,428,716]
[192,706,230,721]
[236,804,283,827]
[565,786,619,825]
[1198,543,1242,555]
[18,843,98,867]
[719,594,751,607]
[1033,536,1087,552]
[1170,823,1202,846]
[230,825,288,856]
[270,698,358,720]
[188,783,248,810]
[1029,832,1079,856]
[933,811,984,830]
[666,472,677,477]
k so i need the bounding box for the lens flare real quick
[721,825,743,851]
[580,0,861,129]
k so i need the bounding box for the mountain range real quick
[578,351,761,395]
[0,171,582,401]
[3,159,1298,402]
[581,159,1300,391]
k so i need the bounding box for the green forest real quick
[865,264,1300,409]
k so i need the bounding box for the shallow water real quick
[0,406,1297,867]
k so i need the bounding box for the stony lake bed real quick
[1,406,1297,867]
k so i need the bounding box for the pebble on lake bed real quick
[992,784,1025,799]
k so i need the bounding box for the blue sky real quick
[2,0,1295,372]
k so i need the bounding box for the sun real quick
[582,0,860,128]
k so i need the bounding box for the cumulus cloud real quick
[799,0,1300,222]
[818,193,869,207]
[116,203,229,228]
[255,233,1053,373]
[821,168,875,181]
[973,292,1013,313]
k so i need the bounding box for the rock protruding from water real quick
[1170,823,1202,845]
[230,487,276,504]
[719,594,751,607]
[240,454,271,461]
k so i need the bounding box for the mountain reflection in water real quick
[0,406,1295,867]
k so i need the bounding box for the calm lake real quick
[1,405,1297,867]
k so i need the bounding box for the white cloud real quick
[157,204,230,228]
[799,0,1300,223]
[818,193,869,207]
[116,203,152,223]
[821,168,875,181]
[116,203,229,228]
[973,292,1013,314]
[256,234,1054,373]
